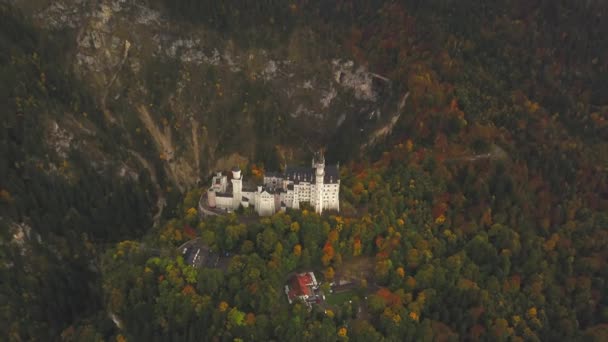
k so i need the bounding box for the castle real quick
[206,153,339,216]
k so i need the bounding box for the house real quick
[285,272,323,306]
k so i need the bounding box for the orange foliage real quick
[353,237,362,256]
[449,98,459,111]
[352,182,365,195]
[323,242,335,258]
[251,164,264,178]
[405,276,417,290]
[368,180,377,192]
[328,230,339,243]
[503,275,521,292]
[245,313,256,325]
[181,285,196,296]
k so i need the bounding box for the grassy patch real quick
[325,290,356,306]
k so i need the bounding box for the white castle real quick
[206,152,339,216]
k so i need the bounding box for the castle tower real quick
[314,152,325,214]
[231,166,242,209]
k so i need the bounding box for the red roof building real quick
[285,272,319,305]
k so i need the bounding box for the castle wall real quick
[215,195,233,209]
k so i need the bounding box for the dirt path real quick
[445,144,509,163]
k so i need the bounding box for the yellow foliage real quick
[116,334,127,342]
[416,291,426,305]
[186,207,197,216]
[512,315,522,325]
[435,214,446,225]
[290,222,300,232]
[526,100,540,113]
[543,233,560,252]
[409,311,419,322]
[219,301,229,312]
[397,218,405,226]
[0,189,12,202]
[527,307,537,318]
[396,267,405,278]
[173,229,182,242]
[392,314,402,324]
[325,309,334,318]
[321,253,332,266]
[406,139,414,152]
[293,244,302,257]
[338,327,348,337]
[324,267,335,281]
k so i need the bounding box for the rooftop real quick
[285,165,339,184]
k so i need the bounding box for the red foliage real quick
[323,242,335,258]
[375,235,385,249]
[432,202,448,219]
[376,287,403,308]
[469,306,485,322]
[183,225,196,239]
[376,251,389,260]
[469,324,486,340]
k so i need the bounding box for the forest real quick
[2,0,607,341]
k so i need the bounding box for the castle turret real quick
[207,189,217,208]
[314,152,325,214]
[231,165,242,209]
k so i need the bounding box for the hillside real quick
[1,0,607,341]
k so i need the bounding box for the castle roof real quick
[285,165,339,184]
[264,171,282,178]
[242,183,258,192]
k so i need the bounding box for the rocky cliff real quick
[13,0,400,197]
